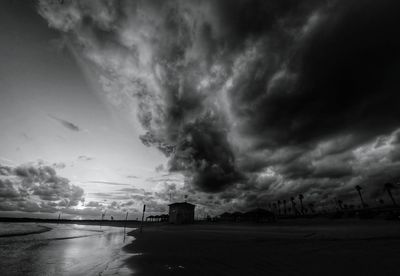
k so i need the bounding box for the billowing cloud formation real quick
[38,0,400,208]
[0,163,84,213]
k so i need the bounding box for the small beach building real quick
[168,202,195,224]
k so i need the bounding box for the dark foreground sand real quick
[124,219,400,276]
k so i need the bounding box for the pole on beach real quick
[100,210,106,229]
[140,205,146,233]
[58,212,61,224]
[124,212,129,242]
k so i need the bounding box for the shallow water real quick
[0,223,135,276]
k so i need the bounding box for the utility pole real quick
[100,210,106,229]
[140,205,146,233]
[123,212,129,242]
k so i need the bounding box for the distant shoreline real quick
[0,217,142,228]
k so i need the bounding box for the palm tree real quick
[277,200,281,215]
[283,199,287,215]
[337,199,344,210]
[355,185,366,208]
[272,202,277,214]
[298,194,304,214]
[384,182,397,206]
[290,197,299,215]
[308,203,315,213]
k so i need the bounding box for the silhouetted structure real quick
[283,199,287,215]
[160,214,169,222]
[290,197,300,215]
[220,212,233,221]
[219,212,243,222]
[147,214,169,222]
[308,202,315,213]
[384,182,397,206]
[277,200,281,215]
[242,208,275,222]
[169,202,195,224]
[355,185,367,208]
[298,194,304,214]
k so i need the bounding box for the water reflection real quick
[0,224,135,276]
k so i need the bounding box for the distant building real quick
[219,208,275,223]
[243,208,275,222]
[220,212,234,221]
[168,202,195,224]
[219,212,243,222]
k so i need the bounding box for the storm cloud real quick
[38,0,400,208]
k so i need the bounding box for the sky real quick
[1,0,400,219]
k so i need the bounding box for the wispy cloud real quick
[48,114,81,132]
[86,181,131,186]
[78,155,93,161]
[21,132,33,141]
[118,187,146,194]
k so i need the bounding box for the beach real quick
[125,219,400,276]
[1,219,400,275]
[0,223,135,276]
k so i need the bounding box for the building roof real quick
[168,202,195,207]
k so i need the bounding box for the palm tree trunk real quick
[357,190,366,208]
[300,199,304,214]
[387,189,397,206]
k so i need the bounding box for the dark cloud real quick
[0,165,13,176]
[0,179,20,198]
[38,0,400,209]
[0,162,84,212]
[167,118,244,192]
[48,114,81,132]
[233,0,400,148]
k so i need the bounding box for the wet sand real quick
[0,223,51,237]
[0,223,135,276]
[125,219,400,275]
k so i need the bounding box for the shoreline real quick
[124,218,400,275]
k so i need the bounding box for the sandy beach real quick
[125,219,400,276]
